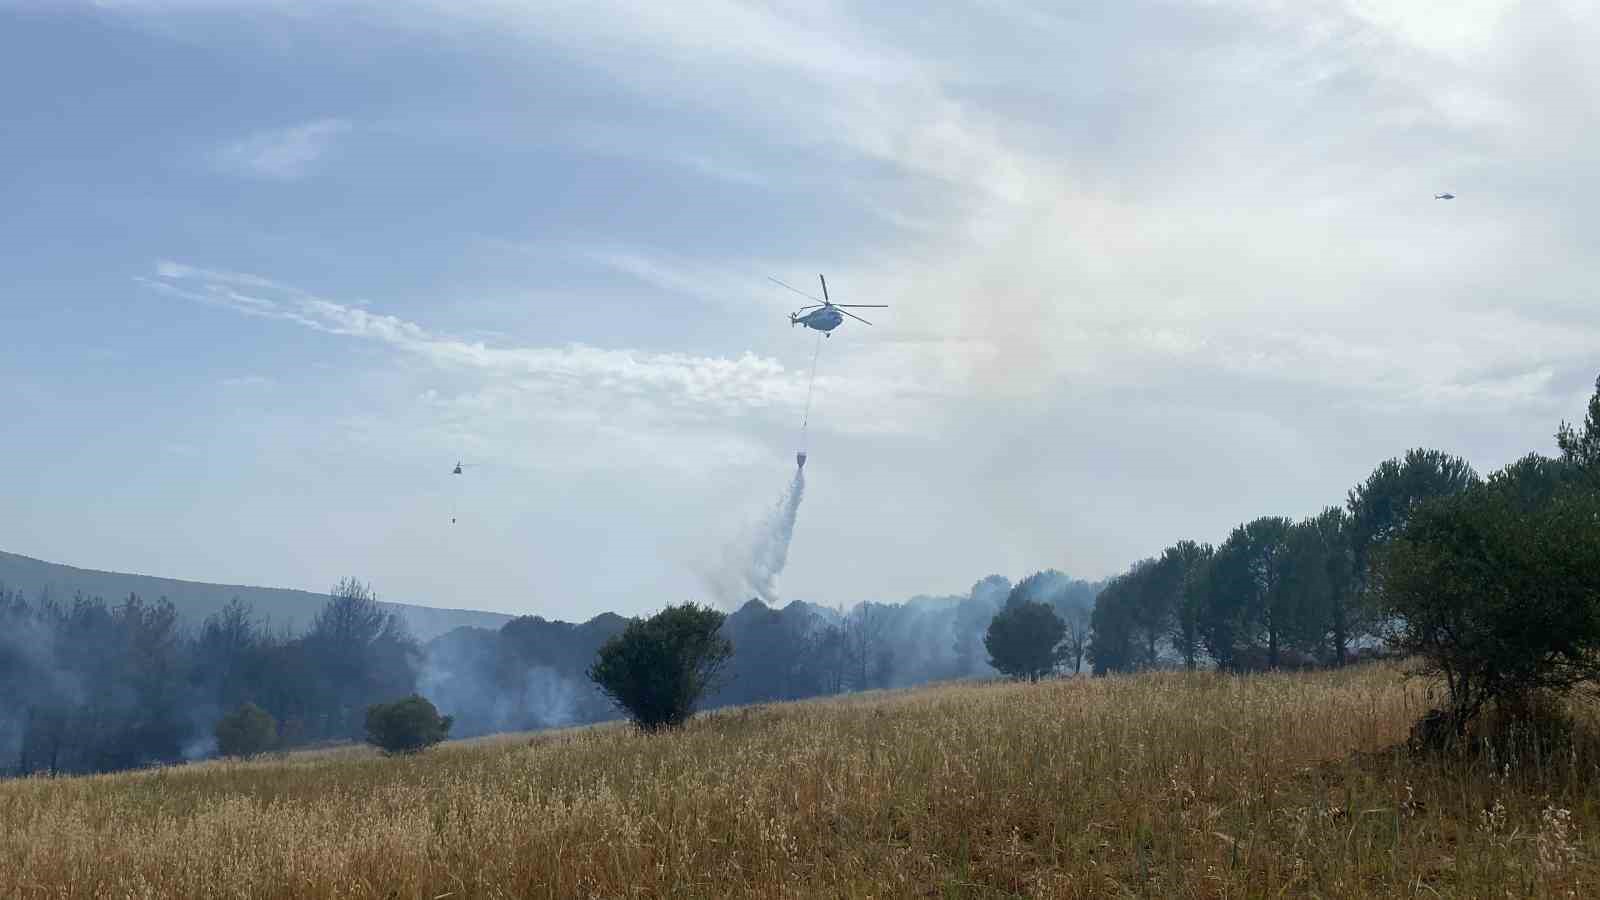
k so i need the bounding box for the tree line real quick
[425,581,1100,741]
[11,376,1596,766]
[975,376,1600,746]
[1076,446,1476,677]
[0,565,1095,773]
[0,578,417,775]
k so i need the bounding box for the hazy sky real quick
[3,0,1596,620]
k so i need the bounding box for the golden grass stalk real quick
[3,663,1597,898]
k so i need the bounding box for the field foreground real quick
[4,665,1599,898]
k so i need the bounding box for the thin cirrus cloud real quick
[219,374,274,388]
[209,118,351,180]
[143,261,829,427]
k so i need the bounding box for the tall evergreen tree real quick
[985,601,1065,682]
[1347,449,1480,587]
[1556,374,1600,473]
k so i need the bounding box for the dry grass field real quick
[4,663,1599,898]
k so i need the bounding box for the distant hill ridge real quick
[0,550,513,642]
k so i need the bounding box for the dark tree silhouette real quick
[984,601,1064,682]
[215,702,277,758]
[587,604,732,731]
[365,694,453,754]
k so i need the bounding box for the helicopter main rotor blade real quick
[793,304,824,312]
[838,308,874,326]
[832,304,888,308]
[768,276,822,303]
[819,274,829,303]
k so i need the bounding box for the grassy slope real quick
[3,664,1597,898]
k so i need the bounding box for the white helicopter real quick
[769,274,886,336]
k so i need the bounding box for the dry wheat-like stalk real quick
[3,663,1597,898]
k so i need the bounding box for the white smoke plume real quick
[704,466,807,607]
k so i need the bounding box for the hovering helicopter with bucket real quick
[449,461,467,523]
[448,461,488,523]
[768,274,886,337]
[768,274,889,471]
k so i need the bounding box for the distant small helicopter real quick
[1434,192,1455,200]
[769,274,887,337]
[449,461,473,523]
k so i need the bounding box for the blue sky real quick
[3,0,1597,619]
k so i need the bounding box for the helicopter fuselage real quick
[792,306,844,332]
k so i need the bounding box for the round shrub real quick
[214,702,278,759]
[365,695,453,754]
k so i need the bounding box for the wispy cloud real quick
[377,0,1598,412]
[560,120,776,188]
[147,261,788,409]
[219,374,273,388]
[576,247,783,312]
[140,261,950,458]
[210,118,351,180]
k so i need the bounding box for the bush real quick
[587,603,732,731]
[364,695,453,754]
[1408,693,1576,762]
[213,702,277,758]
[1374,474,1600,737]
[985,601,1065,682]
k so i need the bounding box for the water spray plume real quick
[705,466,807,607]
[743,467,806,604]
[703,316,822,606]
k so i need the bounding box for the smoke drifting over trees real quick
[422,574,1107,741]
[0,579,417,775]
[417,613,626,737]
[0,567,1106,775]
